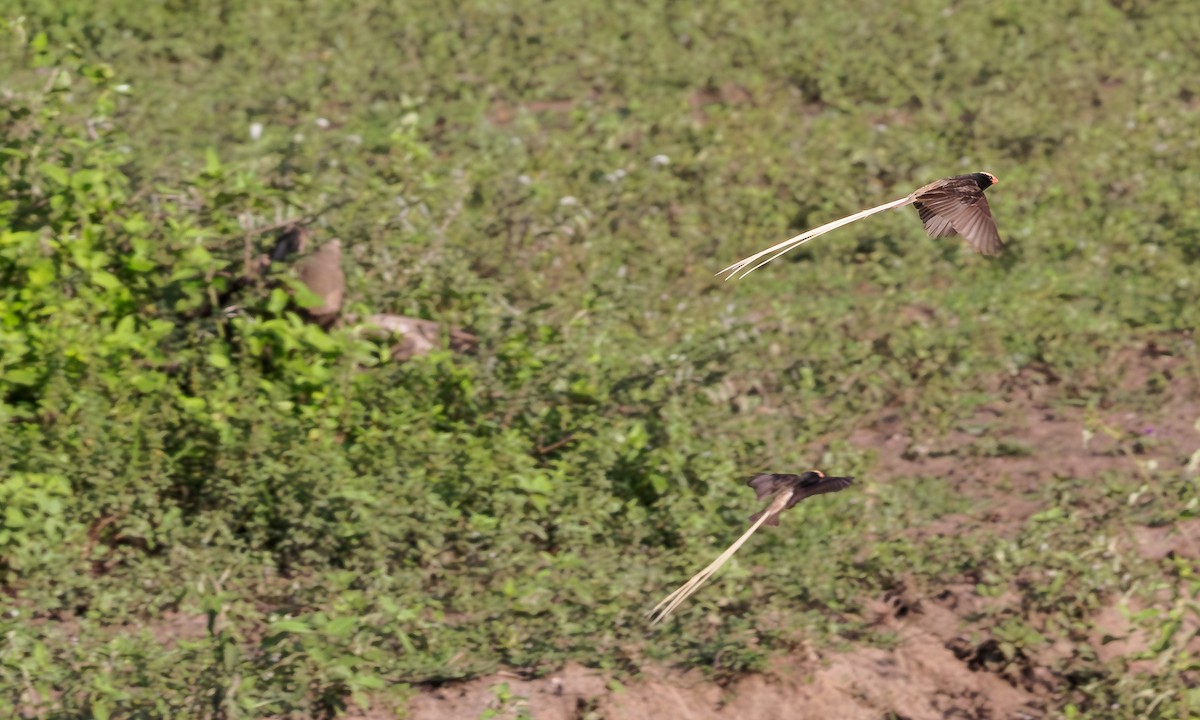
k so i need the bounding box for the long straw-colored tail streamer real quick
[646,489,794,626]
[717,197,913,280]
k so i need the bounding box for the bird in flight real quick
[646,471,854,625]
[718,172,1002,280]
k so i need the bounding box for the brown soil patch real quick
[851,341,1200,537]
[409,625,1048,720]
[145,610,211,648]
[689,82,755,124]
[488,98,579,126]
[1131,519,1200,560]
[408,582,1060,720]
[408,664,607,720]
[1088,603,1152,666]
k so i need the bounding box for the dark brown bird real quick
[647,470,854,625]
[746,471,855,526]
[718,172,1002,279]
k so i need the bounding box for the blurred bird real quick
[647,470,853,625]
[295,238,345,325]
[718,172,1002,279]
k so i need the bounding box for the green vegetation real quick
[2,0,1199,717]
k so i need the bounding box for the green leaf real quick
[0,230,38,247]
[205,147,222,176]
[1030,507,1065,523]
[351,674,385,689]
[267,288,290,314]
[72,169,105,192]
[1150,619,1181,654]
[3,368,39,386]
[178,396,207,413]
[269,619,313,634]
[1186,687,1200,709]
[27,260,56,287]
[126,255,156,272]
[324,617,358,638]
[303,328,340,354]
[207,352,231,370]
[293,283,326,310]
[5,505,26,529]
[516,473,553,496]
[91,270,123,290]
[39,163,69,186]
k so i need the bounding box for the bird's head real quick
[972,172,998,190]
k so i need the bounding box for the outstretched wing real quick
[793,475,854,501]
[913,192,1003,256]
[913,201,957,238]
[747,473,789,501]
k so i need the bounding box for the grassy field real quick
[2,0,1200,717]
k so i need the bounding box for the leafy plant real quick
[2,2,1200,717]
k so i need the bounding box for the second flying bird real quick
[647,471,854,625]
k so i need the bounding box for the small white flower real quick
[114,84,132,94]
[249,122,264,140]
[315,117,330,129]
[517,174,532,186]
[605,168,627,183]
[650,154,670,166]
[559,196,578,206]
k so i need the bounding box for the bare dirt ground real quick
[405,343,1200,720]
